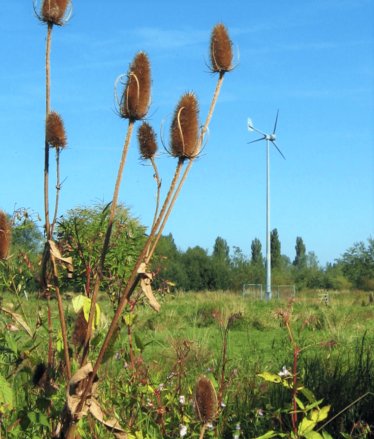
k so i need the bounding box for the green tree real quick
[251,238,263,265]
[212,237,230,265]
[293,236,306,269]
[182,246,214,291]
[338,238,374,290]
[271,228,281,270]
[57,202,146,300]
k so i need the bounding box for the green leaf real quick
[207,372,218,388]
[123,314,137,327]
[0,373,14,411]
[340,434,352,439]
[258,372,282,384]
[300,387,317,403]
[322,431,334,439]
[254,431,285,438]
[310,405,330,423]
[295,397,305,410]
[298,418,317,435]
[28,411,50,429]
[133,332,145,351]
[304,432,324,439]
[83,298,100,329]
[72,295,86,313]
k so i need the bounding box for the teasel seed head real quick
[138,122,158,160]
[170,92,200,160]
[210,23,233,74]
[0,211,11,260]
[46,111,67,149]
[40,0,71,25]
[194,377,218,424]
[71,310,88,347]
[120,52,152,121]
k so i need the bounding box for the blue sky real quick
[1,0,373,266]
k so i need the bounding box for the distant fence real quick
[243,284,295,301]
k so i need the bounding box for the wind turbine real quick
[247,110,285,300]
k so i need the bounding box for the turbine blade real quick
[273,109,279,134]
[272,141,286,160]
[248,137,266,144]
[251,126,267,136]
[247,118,254,132]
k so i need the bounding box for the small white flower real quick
[236,423,241,430]
[221,402,226,408]
[234,436,240,439]
[158,383,164,391]
[278,366,291,377]
[115,352,121,360]
[206,367,212,373]
[206,422,214,430]
[258,408,264,416]
[179,424,187,437]
[123,362,129,369]
[179,395,185,404]
[167,372,176,380]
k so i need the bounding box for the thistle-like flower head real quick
[210,23,234,74]
[46,111,67,149]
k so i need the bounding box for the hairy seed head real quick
[41,0,70,25]
[71,310,88,347]
[0,211,10,260]
[138,122,158,160]
[46,111,67,149]
[194,377,217,423]
[120,52,151,120]
[170,92,199,160]
[210,23,233,73]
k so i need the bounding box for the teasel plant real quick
[64,22,236,438]
[194,377,218,439]
[34,0,73,378]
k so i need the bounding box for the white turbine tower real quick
[247,110,285,300]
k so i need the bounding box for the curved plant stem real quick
[44,22,53,240]
[51,254,71,379]
[199,424,207,439]
[51,147,61,236]
[81,119,135,367]
[145,157,161,258]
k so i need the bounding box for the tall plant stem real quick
[146,72,225,262]
[51,148,61,236]
[145,157,161,258]
[199,424,207,439]
[47,294,53,367]
[51,254,71,379]
[44,22,53,240]
[81,119,135,366]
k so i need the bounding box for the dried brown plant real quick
[120,52,152,121]
[72,310,89,347]
[170,92,200,160]
[194,377,217,424]
[40,0,70,25]
[46,111,67,149]
[138,122,158,159]
[0,211,11,260]
[210,23,233,73]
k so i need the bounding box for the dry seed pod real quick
[71,310,88,347]
[41,0,70,25]
[210,23,233,73]
[46,111,67,149]
[0,211,10,260]
[194,377,217,424]
[120,52,151,121]
[170,92,199,160]
[138,122,158,159]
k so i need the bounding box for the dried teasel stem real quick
[81,120,135,367]
[0,211,10,260]
[209,23,234,74]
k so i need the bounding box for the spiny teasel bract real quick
[194,377,217,424]
[40,0,70,25]
[210,23,233,73]
[138,122,158,160]
[170,92,200,160]
[71,309,88,347]
[0,210,11,260]
[33,363,47,386]
[120,52,152,121]
[46,111,67,149]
